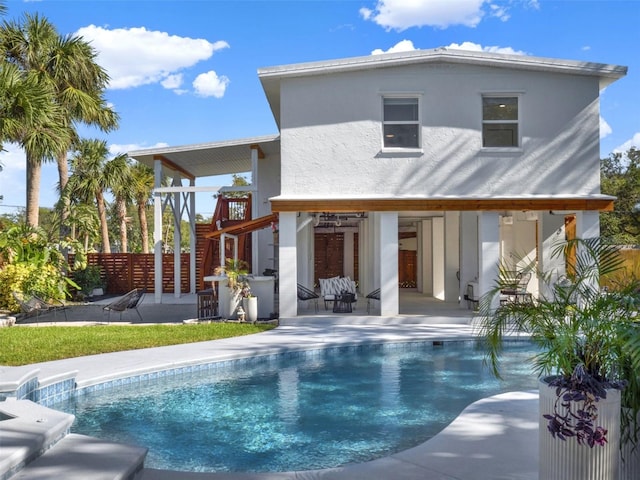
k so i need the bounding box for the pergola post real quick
[153,159,163,303]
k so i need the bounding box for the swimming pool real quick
[52,341,538,473]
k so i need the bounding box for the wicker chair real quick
[103,288,146,322]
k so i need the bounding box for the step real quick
[9,434,147,480]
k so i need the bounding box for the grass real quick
[0,323,275,366]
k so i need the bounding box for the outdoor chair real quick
[103,288,146,322]
[319,276,358,310]
[500,272,532,305]
[297,283,319,312]
[12,292,68,323]
[366,288,381,314]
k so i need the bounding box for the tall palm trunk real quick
[117,198,128,253]
[25,153,41,227]
[138,200,149,253]
[57,151,71,238]
[95,190,111,253]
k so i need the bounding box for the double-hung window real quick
[383,97,420,149]
[482,96,519,148]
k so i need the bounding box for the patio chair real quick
[366,288,381,314]
[103,288,146,322]
[319,276,358,310]
[297,283,319,312]
[12,292,68,323]
[500,272,532,305]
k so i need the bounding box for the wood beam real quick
[154,155,195,181]
[249,144,265,159]
[270,197,614,213]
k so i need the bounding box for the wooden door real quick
[314,233,344,284]
[399,250,417,288]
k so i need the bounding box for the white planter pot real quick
[243,297,258,323]
[91,288,103,297]
[539,378,621,480]
[620,410,640,480]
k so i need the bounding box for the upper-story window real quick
[482,96,519,148]
[383,97,420,149]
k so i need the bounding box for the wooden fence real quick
[83,253,191,294]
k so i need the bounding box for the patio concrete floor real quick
[0,292,538,479]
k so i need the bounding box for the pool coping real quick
[0,324,538,479]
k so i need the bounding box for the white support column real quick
[189,179,196,294]
[173,177,181,298]
[445,211,460,303]
[279,212,298,318]
[459,211,479,307]
[421,219,433,296]
[379,212,398,316]
[251,146,259,274]
[153,160,163,303]
[539,212,567,295]
[574,211,600,240]
[478,212,500,306]
[432,217,445,300]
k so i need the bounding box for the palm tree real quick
[66,139,124,253]
[130,162,155,253]
[0,13,117,227]
[106,154,133,253]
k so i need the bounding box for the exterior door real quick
[399,250,417,288]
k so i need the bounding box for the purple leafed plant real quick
[543,365,626,448]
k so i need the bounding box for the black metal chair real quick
[366,288,381,314]
[297,283,319,312]
[13,292,68,323]
[103,288,146,322]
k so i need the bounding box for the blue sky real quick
[1,0,639,215]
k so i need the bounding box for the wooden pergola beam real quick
[270,197,614,213]
[154,154,196,181]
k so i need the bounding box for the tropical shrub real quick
[0,263,67,312]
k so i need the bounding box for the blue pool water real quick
[52,341,538,473]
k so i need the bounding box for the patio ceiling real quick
[128,134,281,180]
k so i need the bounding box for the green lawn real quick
[0,323,275,366]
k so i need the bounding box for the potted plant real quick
[213,259,249,319]
[241,283,258,323]
[72,265,105,298]
[478,237,640,480]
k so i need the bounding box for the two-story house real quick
[130,48,626,318]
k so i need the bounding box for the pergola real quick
[128,134,281,303]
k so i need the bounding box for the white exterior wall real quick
[279,63,600,197]
[256,152,281,276]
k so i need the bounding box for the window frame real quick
[381,94,423,152]
[481,94,522,150]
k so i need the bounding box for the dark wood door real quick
[314,233,344,284]
[399,250,417,288]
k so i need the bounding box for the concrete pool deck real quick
[1,320,539,480]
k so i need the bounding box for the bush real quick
[0,263,68,312]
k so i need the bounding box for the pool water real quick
[52,341,538,473]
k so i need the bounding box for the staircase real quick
[0,400,147,480]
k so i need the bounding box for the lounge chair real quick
[319,276,358,310]
[103,288,146,322]
[12,292,68,323]
[297,283,319,312]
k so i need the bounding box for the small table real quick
[333,293,354,313]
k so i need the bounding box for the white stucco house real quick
[129,48,627,318]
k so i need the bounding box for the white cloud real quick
[371,40,526,56]
[613,132,640,154]
[360,0,488,31]
[75,25,229,90]
[600,116,612,139]
[161,73,183,90]
[193,71,230,98]
[371,39,416,55]
[445,41,527,55]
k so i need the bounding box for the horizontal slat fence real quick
[75,253,191,294]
